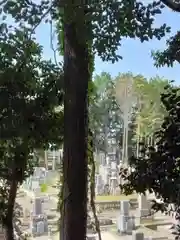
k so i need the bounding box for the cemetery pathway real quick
[101,232,131,240]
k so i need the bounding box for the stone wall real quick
[95,198,138,211]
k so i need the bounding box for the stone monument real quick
[117,200,129,233]
[138,194,150,217]
[30,197,48,236]
[95,174,103,195]
[117,200,135,234]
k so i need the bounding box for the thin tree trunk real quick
[61,6,89,240]
[122,121,126,164]
[44,151,48,169]
[125,126,128,165]
[136,122,140,158]
[89,130,102,240]
[104,122,108,165]
[5,176,18,240]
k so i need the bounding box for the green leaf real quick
[40,183,48,193]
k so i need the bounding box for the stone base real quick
[117,215,135,234]
[139,216,154,224]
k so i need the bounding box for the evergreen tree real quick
[0,23,63,239]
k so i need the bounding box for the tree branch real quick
[161,0,180,12]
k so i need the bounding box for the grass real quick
[95,193,137,202]
[47,182,137,202]
[48,178,137,202]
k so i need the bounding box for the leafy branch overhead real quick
[153,32,180,67]
[1,0,170,62]
[161,0,180,12]
[0,20,64,238]
[0,23,64,145]
[0,0,177,239]
[152,1,180,68]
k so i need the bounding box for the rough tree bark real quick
[5,175,18,240]
[61,4,89,240]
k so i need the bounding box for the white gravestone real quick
[31,179,41,193]
[109,177,117,195]
[37,221,44,235]
[121,200,129,216]
[138,194,150,217]
[99,165,110,185]
[127,216,135,232]
[43,216,48,232]
[117,200,130,233]
[111,162,116,170]
[48,226,52,239]
[118,215,127,233]
[30,218,36,234]
[30,215,48,235]
[96,174,103,195]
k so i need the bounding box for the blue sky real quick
[35,5,180,83]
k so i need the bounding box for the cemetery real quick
[0,137,170,240]
[7,70,178,240]
[1,0,180,239]
[12,160,178,240]
[8,135,177,240]
[14,167,59,239]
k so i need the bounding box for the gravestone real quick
[37,221,45,235]
[121,200,129,217]
[138,194,150,218]
[30,195,49,236]
[31,179,41,193]
[118,215,127,233]
[117,200,130,233]
[95,174,103,195]
[127,216,135,232]
[30,215,48,236]
[32,167,47,186]
[32,197,43,216]
[109,176,117,195]
[30,217,37,235]
[99,165,110,186]
[48,227,52,239]
[117,215,135,234]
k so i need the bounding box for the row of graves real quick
[87,193,177,240]
[23,167,47,192]
[117,194,151,234]
[116,194,174,240]
[95,163,122,196]
[87,194,153,240]
[22,167,57,238]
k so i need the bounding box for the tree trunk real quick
[125,126,128,165]
[61,5,89,240]
[5,177,18,240]
[89,130,102,240]
[44,151,48,169]
[122,122,126,163]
